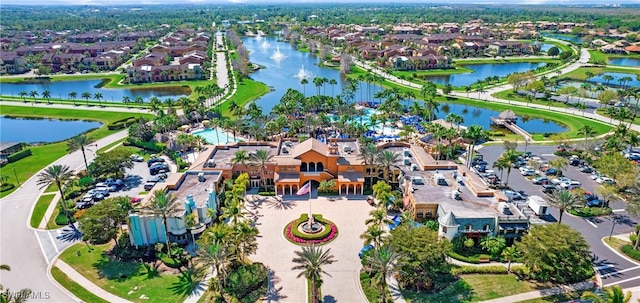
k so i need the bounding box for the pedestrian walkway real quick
[38,192,60,229]
[477,281,595,303]
[54,260,134,303]
[183,269,214,303]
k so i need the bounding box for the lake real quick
[242,37,567,134]
[0,115,103,144]
[421,62,546,87]
[607,57,640,67]
[589,72,640,87]
[0,79,190,103]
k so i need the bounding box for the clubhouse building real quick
[128,137,529,246]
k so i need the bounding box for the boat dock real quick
[490,110,532,141]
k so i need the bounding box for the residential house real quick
[0,52,28,74]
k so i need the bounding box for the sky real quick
[3,0,640,5]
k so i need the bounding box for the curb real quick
[600,236,640,267]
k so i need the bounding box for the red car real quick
[130,197,142,204]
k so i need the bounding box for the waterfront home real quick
[0,52,28,74]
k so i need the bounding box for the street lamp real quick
[12,165,20,187]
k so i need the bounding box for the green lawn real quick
[588,49,640,64]
[59,243,189,303]
[402,274,554,303]
[0,105,153,198]
[561,66,640,81]
[359,271,393,303]
[29,193,55,228]
[492,90,570,109]
[218,76,270,117]
[51,267,111,303]
[517,291,588,303]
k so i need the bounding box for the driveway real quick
[479,145,640,289]
[248,195,371,303]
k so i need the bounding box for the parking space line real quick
[34,231,50,264]
[612,209,625,213]
[603,274,640,287]
[48,230,59,254]
[600,265,640,278]
[584,218,598,228]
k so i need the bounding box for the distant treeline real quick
[1,4,639,32]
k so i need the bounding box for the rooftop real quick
[167,172,221,212]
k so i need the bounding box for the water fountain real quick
[271,45,286,61]
[294,64,313,79]
[300,217,323,234]
[255,32,263,41]
[260,40,270,49]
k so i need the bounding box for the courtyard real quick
[247,194,372,303]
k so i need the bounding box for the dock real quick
[490,116,532,141]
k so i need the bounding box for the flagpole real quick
[308,181,312,224]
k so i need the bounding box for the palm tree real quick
[18,90,27,102]
[377,150,400,182]
[231,150,249,168]
[138,189,182,257]
[232,220,259,264]
[93,92,103,106]
[329,78,337,97]
[577,125,596,142]
[28,90,39,103]
[501,246,520,274]
[198,240,235,292]
[480,236,506,257]
[300,78,308,96]
[122,96,131,108]
[358,144,379,187]
[501,149,520,187]
[364,247,401,302]
[581,285,631,303]
[603,74,614,85]
[36,165,73,223]
[463,125,487,168]
[365,207,394,227]
[184,213,199,245]
[492,157,510,184]
[42,90,51,104]
[81,92,91,105]
[548,189,583,224]
[291,245,337,303]
[360,224,386,248]
[68,91,77,105]
[250,149,274,190]
[67,134,94,175]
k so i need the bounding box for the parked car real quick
[590,172,602,180]
[93,187,110,197]
[504,189,525,201]
[519,166,536,176]
[551,177,571,185]
[579,166,594,173]
[542,184,559,194]
[475,164,486,173]
[560,180,581,189]
[130,154,144,162]
[569,156,581,166]
[596,177,616,185]
[150,163,170,175]
[585,193,605,207]
[144,182,157,191]
[147,157,165,167]
[532,176,549,185]
[544,168,558,176]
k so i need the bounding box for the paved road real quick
[479,145,640,289]
[0,130,128,302]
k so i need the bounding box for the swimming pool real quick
[192,128,240,145]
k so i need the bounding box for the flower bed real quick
[284,214,339,245]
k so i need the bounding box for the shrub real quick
[159,254,185,268]
[107,117,136,130]
[223,262,268,302]
[258,191,275,196]
[621,245,640,261]
[569,207,612,217]
[451,265,507,275]
[8,149,32,163]
[0,183,16,192]
[125,138,166,152]
[448,252,479,264]
[488,131,505,137]
[630,234,638,244]
[284,214,339,245]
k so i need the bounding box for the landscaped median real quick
[603,234,640,263]
[29,193,56,228]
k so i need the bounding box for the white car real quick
[520,167,535,176]
[503,189,525,200]
[560,180,581,189]
[551,177,571,185]
[596,177,615,185]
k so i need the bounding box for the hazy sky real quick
[3,0,640,5]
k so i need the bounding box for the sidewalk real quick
[38,192,60,229]
[183,269,214,303]
[54,260,134,303]
[477,281,595,303]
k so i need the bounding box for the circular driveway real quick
[247,195,371,303]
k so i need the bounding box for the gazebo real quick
[498,110,517,122]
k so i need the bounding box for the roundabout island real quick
[284,213,339,245]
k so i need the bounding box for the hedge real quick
[448,252,479,264]
[568,207,612,217]
[125,138,166,152]
[621,245,640,261]
[451,265,508,275]
[258,191,276,196]
[107,117,136,130]
[8,149,32,163]
[631,234,638,244]
[290,214,333,241]
[0,184,16,192]
[160,255,185,268]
